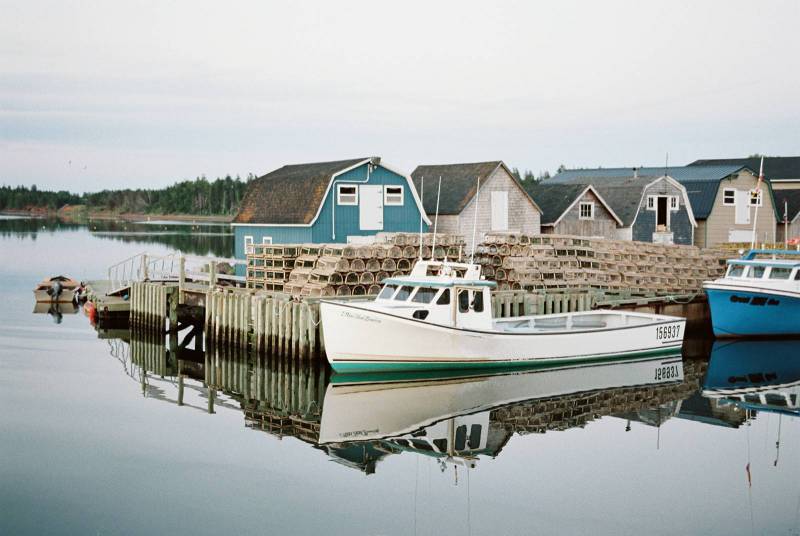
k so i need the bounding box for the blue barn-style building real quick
[232,157,430,265]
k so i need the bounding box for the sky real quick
[1,0,799,192]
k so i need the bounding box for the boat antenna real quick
[750,156,765,250]
[431,176,442,260]
[418,176,425,259]
[470,176,481,264]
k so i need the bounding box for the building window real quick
[670,196,678,210]
[262,236,272,245]
[749,189,763,207]
[337,184,358,205]
[579,202,594,220]
[244,235,254,255]
[647,196,655,210]
[384,185,404,206]
[723,188,736,206]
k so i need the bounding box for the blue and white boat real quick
[704,249,800,337]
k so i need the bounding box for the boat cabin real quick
[724,260,800,282]
[373,260,497,330]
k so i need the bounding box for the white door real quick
[359,185,383,230]
[491,191,508,231]
[735,190,750,225]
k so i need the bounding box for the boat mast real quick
[418,176,425,259]
[750,156,765,250]
[470,176,481,265]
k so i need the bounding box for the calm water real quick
[2,218,800,536]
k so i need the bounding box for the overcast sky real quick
[1,0,798,192]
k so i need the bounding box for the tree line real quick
[0,175,254,215]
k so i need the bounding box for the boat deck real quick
[493,310,678,333]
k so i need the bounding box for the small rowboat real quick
[320,260,686,373]
[33,275,80,303]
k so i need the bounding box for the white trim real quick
[749,189,763,207]
[630,176,698,229]
[647,196,655,210]
[384,185,404,206]
[670,196,678,210]
[244,235,254,255]
[578,201,594,220]
[378,161,433,225]
[262,236,273,244]
[337,183,359,205]
[722,188,736,206]
[551,186,624,227]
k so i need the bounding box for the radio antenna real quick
[431,176,442,260]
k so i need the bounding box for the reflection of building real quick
[674,392,749,428]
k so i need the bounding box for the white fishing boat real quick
[319,260,686,373]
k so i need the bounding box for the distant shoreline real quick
[0,208,233,223]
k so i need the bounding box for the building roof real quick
[411,161,539,215]
[690,157,800,181]
[525,183,624,226]
[774,189,800,222]
[234,157,371,225]
[549,165,750,219]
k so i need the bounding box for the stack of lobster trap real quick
[246,233,468,297]
[474,233,727,295]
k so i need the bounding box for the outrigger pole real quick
[430,176,442,261]
[750,156,765,250]
[418,176,424,259]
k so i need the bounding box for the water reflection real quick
[100,325,749,475]
[0,216,233,257]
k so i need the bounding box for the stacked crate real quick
[247,233,467,297]
[246,244,302,291]
[475,233,727,295]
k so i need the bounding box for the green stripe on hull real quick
[330,346,683,378]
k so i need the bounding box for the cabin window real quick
[749,189,763,207]
[384,186,404,206]
[795,271,800,281]
[723,189,736,206]
[394,286,414,301]
[432,439,447,452]
[746,266,766,279]
[337,184,358,205]
[472,290,484,312]
[244,235,254,255]
[458,289,470,312]
[769,267,792,280]
[412,287,437,304]
[727,265,745,278]
[455,425,467,451]
[579,202,594,220]
[436,289,451,305]
[378,284,397,300]
[670,196,678,210]
[468,425,482,449]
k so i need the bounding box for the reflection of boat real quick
[33,301,79,324]
[320,354,684,451]
[33,275,79,303]
[320,260,686,372]
[702,340,800,416]
[704,249,800,337]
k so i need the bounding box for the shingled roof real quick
[234,157,371,224]
[690,157,800,181]
[549,165,749,219]
[411,161,539,215]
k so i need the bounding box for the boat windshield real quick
[745,265,766,279]
[393,286,414,301]
[727,264,745,278]
[378,284,397,300]
[411,287,438,304]
[769,267,792,280]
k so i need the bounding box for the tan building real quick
[411,161,541,249]
[550,165,776,247]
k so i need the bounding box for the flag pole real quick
[750,156,764,251]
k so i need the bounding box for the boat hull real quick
[320,301,685,373]
[33,288,77,303]
[705,283,800,337]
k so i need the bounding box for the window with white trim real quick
[244,235,254,255]
[647,196,655,210]
[670,196,678,210]
[749,189,763,207]
[579,202,594,220]
[723,188,736,206]
[337,184,358,205]
[262,236,273,244]
[384,185,404,206]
